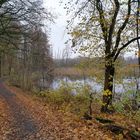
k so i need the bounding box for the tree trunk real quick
[0,53,2,78]
[101,61,115,113]
[138,49,140,94]
[138,48,140,76]
[136,0,140,84]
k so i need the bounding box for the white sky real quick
[43,0,72,58]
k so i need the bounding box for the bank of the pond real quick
[39,76,140,95]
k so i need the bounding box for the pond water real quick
[40,76,140,94]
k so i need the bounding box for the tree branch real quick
[136,0,140,49]
[96,0,108,44]
[108,0,120,45]
[112,0,131,55]
[114,36,140,61]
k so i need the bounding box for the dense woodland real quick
[0,0,140,139]
[0,0,53,90]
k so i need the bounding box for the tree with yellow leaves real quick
[64,0,140,112]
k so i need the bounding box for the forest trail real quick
[0,81,108,140]
[0,80,74,140]
[0,81,43,140]
[0,81,139,140]
[0,81,102,140]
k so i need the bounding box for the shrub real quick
[37,83,95,117]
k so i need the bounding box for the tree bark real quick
[0,53,2,78]
[101,60,115,113]
[136,0,140,76]
[138,50,140,75]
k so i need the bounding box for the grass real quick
[54,67,104,78]
[54,65,139,80]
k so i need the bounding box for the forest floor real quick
[0,81,140,140]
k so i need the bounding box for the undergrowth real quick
[35,82,140,122]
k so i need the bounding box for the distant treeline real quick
[54,56,138,68]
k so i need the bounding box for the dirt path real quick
[0,80,124,140]
[0,81,81,140]
[0,81,41,140]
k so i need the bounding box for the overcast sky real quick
[43,0,73,58]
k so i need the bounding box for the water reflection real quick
[48,77,140,94]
